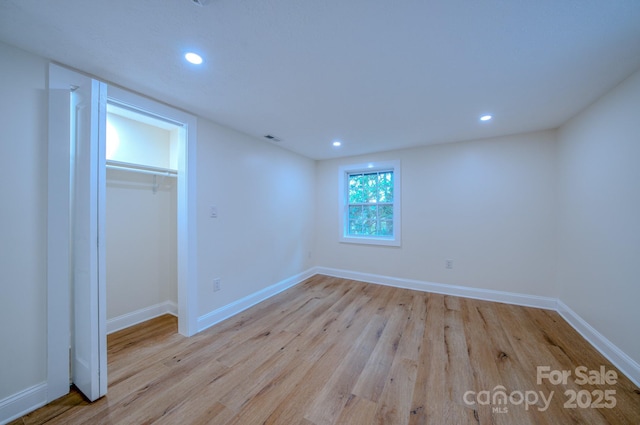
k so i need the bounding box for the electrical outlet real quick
[213,278,221,292]
[445,259,454,269]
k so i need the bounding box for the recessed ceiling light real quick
[185,52,203,65]
[480,114,493,122]
[332,140,342,147]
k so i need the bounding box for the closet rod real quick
[106,160,177,178]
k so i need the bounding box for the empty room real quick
[1,1,639,424]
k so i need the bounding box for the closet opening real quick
[105,103,180,335]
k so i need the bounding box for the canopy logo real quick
[463,365,618,414]
[463,386,553,412]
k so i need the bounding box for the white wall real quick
[0,42,48,401]
[557,68,640,364]
[106,113,174,169]
[315,130,558,297]
[195,120,316,316]
[106,168,177,320]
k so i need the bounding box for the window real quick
[339,161,401,246]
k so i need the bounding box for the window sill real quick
[339,235,401,247]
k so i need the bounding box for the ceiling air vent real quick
[264,134,282,143]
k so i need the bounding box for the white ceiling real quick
[1,0,639,160]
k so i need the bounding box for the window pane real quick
[349,220,363,235]
[379,204,393,220]
[378,172,393,202]
[348,174,357,203]
[348,205,364,235]
[348,174,365,203]
[379,220,393,236]
[348,205,362,220]
[364,173,378,203]
[364,205,377,220]
[363,205,377,235]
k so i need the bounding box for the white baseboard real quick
[315,266,558,310]
[0,382,47,425]
[107,301,178,334]
[557,301,640,387]
[197,268,317,333]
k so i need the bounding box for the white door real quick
[70,77,108,401]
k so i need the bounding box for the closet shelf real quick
[106,160,177,178]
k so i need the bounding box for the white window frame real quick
[339,160,401,246]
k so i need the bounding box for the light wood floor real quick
[12,275,640,424]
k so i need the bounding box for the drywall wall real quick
[315,130,558,297]
[106,112,175,169]
[0,42,48,401]
[106,168,177,321]
[557,68,640,365]
[195,119,316,316]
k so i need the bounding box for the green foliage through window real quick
[347,171,394,237]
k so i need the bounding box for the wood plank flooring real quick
[12,275,640,424]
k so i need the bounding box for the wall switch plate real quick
[445,259,454,269]
[209,206,218,218]
[213,278,221,292]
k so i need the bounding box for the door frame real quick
[47,64,199,402]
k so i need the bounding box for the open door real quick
[70,76,108,401]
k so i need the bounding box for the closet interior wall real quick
[105,111,178,331]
